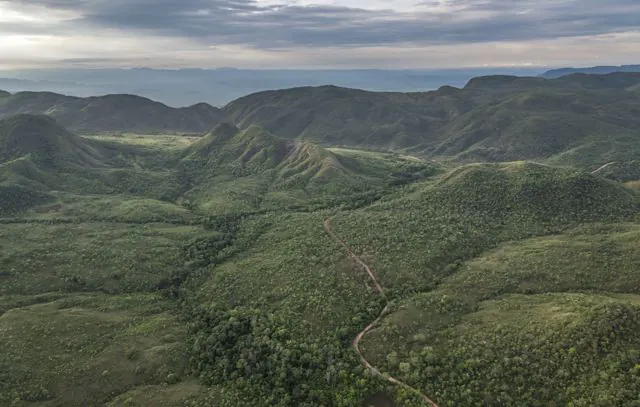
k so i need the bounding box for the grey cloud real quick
[5,0,640,47]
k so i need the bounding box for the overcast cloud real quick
[0,0,638,68]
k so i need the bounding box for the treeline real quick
[189,305,383,407]
[409,301,640,406]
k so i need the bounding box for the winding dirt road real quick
[324,218,439,407]
[591,161,617,175]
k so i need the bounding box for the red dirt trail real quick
[324,218,439,407]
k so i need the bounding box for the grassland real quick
[83,133,201,150]
[0,125,439,406]
[356,223,640,405]
[0,91,226,134]
[1,293,190,406]
[3,113,640,406]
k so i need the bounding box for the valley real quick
[1,73,640,406]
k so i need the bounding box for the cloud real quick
[4,0,640,47]
[0,0,638,68]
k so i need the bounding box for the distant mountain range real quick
[225,72,640,170]
[3,65,640,407]
[0,91,225,134]
[4,66,639,107]
[2,71,640,174]
[541,64,640,78]
[0,67,543,107]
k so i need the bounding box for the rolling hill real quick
[0,116,436,218]
[179,123,436,212]
[224,73,640,171]
[224,85,469,149]
[0,91,226,134]
[541,64,640,78]
[183,122,358,185]
[3,73,640,407]
[0,114,112,167]
[0,114,120,214]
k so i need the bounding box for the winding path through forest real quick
[591,162,617,175]
[324,217,439,407]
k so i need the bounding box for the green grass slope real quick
[323,163,640,405]
[0,90,226,134]
[0,115,198,218]
[0,114,118,214]
[184,123,356,186]
[359,224,640,406]
[435,88,640,163]
[224,74,640,170]
[332,162,638,295]
[0,118,436,219]
[224,85,468,149]
[0,221,222,406]
[0,114,111,167]
[2,153,640,406]
[179,123,437,213]
[0,293,193,406]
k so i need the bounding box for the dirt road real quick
[591,162,617,174]
[324,217,439,407]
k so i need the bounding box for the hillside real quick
[224,73,640,170]
[184,123,355,183]
[541,64,640,78]
[2,127,640,406]
[0,91,226,134]
[327,163,640,405]
[3,75,640,407]
[224,85,469,149]
[431,87,640,163]
[0,118,435,218]
[0,114,123,214]
[179,123,435,212]
[183,162,640,406]
[0,114,112,167]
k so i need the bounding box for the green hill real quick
[224,85,468,149]
[332,162,638,295]
[0,114,111,167]
[0,91,227,134]
[431,88,640,163]
[180,162,639,406]
[0,114,117,214]
[593,160,640,182]
[224,74,640,170]
[541,64,640,78]
[324,163,639,405]
[0,118,435,218]
[185,123,356,184]
[179,123,434,212]
[4,76,640,407]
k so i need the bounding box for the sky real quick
[0,0,639,69]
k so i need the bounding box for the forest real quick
[1,73,640,406]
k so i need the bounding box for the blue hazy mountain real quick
[541,64,640,78]
[0,67,543,107]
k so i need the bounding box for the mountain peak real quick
[0,114,108,167]
[541,64,640,78]
[0,90,228,133]
[209,121,241,138]
[463,75,545,89]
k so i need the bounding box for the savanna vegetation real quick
[2,73,640,406]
